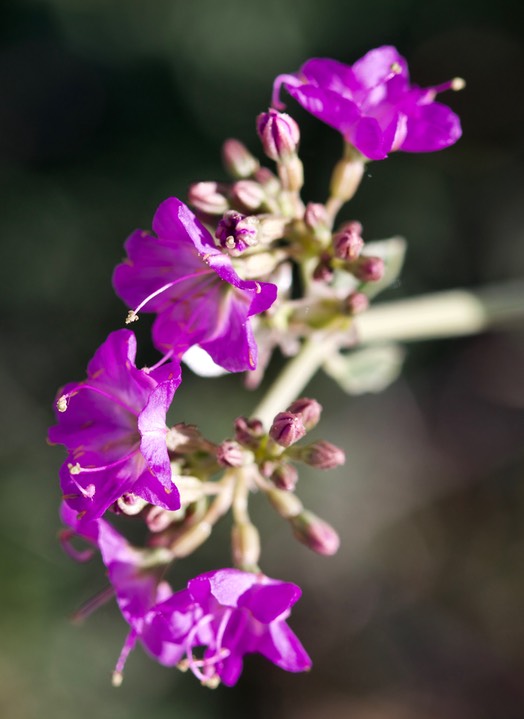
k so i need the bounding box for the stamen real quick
[67,447,138,478]
[57,395,68,412]
[65,469,96,499]
[429,77,466,96]
[58,384,137,416]
[71,585,115,623]
[390,61,402,75]
[126,270,215,323]
[143,349,174,374]
[58,529,95,562]
[112,628,138,687]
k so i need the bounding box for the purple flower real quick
[49,329,182,524]
[114,568,311,687]
[272,46,463,160]
[112,198,278,373]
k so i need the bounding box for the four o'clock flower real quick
[272,46,463,160]
[115,568,311,687]
[48,329,182,524]
[112,198,277,373]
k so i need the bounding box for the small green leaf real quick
[323,343,405,394]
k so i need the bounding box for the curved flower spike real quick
[272,46,463,160]
[113,198,278,373]
[48,329,182,524]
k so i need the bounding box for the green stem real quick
[251,281,524,427]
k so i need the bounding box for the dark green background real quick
[2,1,524,717]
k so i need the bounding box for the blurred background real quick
[1,0,524,717]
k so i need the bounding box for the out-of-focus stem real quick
[355,281,524,344]
[252,281,524,428]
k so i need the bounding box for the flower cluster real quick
[49,46,462,689]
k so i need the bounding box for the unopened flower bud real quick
[270,462,299,491]
[330,153,365,202]
[346,291,369,315]
[146,505,183,532]
[266,487,303,519]
[116,493,148,516]
[278,155,304,192]
[254,167,281,195]
[230,180,266,211]
[352,255,385,282]
[257,214,288,244]
[304,202,329,231]
[188,181,229,215]
[286,397,323,431]
[333,222,364,261]
[215,210,260,253]
[234,416,264,449]
[217,440,245,467]
[256,109,300,162]
[269,411,306,448]
[167,423,212,454]
[222,139,259,178]
[290,510,340,555]
[231,522,260,571]
[312,255,334,282]
[289,440,346,469]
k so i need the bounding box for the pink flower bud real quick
[230,180,266,211]
[270,462,299,491]
[269,411,306,448]
[290,510,340,555]
[216,439,245,467]
[346,291,369,315]
[286,397,323,431]
[187,181,229,215]
[312,255,334,282]
[215,210,260,253]
[254,167,281,195]
[234,416,265,448]
[222,139,259,178]
[290,440,346,469]
[333,222,364,261]
[304,202,329,232]
[353,255,385,282]
[256,109,300,162]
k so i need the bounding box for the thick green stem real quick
[251,281,524,427]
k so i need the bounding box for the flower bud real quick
[333,222,364,261]
[234,416,264,449]
[304,202,331,245]
[269,411,306,448]
[286,397,322,431]
[266,487,303,518]
[329,154,365,202]
[231,522,261,571]
[146,505,183,532]
[312,255,334,282]
[230,180,266,212]
[278,155,304,192]
[352,255,385,282]
[215,210,260,253]
[116,493,148,516]
[187,181,229,215]
[270,462,299,491]
[290,510,340,555]
[254,167,281,195]
[222,139,259,178]
[256,109,300,162]
[217,440,245,468]
[346,291,369,315]
[289,440,346,469]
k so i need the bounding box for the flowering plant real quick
[49,46,465,689]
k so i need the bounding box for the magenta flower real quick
[112,198,278,373]
[272,46,463,160]
[49,329,182,524]
[113,568,311,687]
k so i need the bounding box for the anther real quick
[125,310,139,324]
[57,395,69,412]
